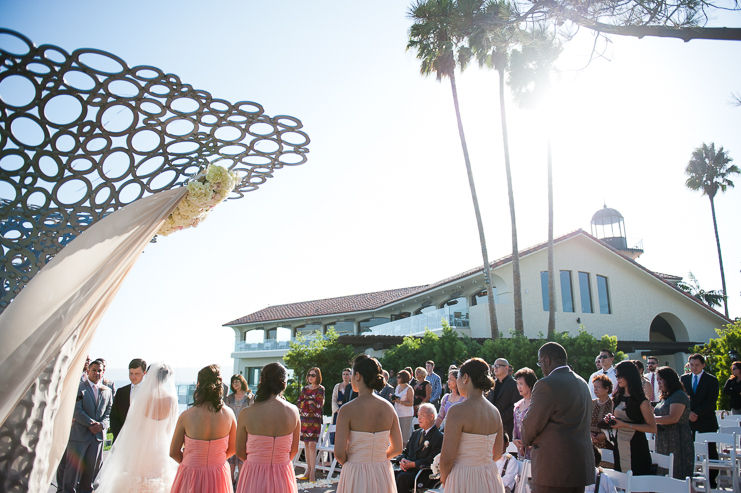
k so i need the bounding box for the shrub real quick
[690,320,741,410]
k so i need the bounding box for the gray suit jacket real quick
[70,380,113,442]
[521,367,594,488]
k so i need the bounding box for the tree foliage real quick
[690,320,741,410]
[676,272,725,308]
[379,319,624,382]
[282,328,357,416]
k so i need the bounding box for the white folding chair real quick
[650,451,674,478]
[601,468,628,492]
[646,436,655,452]
[293,441,308,474]
[696,432,739,493]
[314,424,340,479]
[514,459,531,493]
[599,448,614,464]
[506,442,519,455]
[626,470,691,493]
[719,414,741,425]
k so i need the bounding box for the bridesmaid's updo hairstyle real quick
[352,354,385,391]
[459,357,495,391]
[193,364,223,411]
[255,362,288,403]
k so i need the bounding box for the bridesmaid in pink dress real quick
[439,358,505,493]
[170,365,237,493]
[335,355,403,493]
[235,362,300,493]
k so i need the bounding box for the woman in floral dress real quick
[512,368,537,459]
[297,367,325,482]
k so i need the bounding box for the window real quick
[597,275,611,314]
[266,328,277,340]
[540,271,550,311]
[578,272,593,314]
[560,271,574,312]
[471,287,498,306]
[359,318,390,333]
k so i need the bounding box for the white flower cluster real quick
[157,165,239,237]
[430,453,441,475]
[296,476,340,490]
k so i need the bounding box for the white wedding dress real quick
[96,362,179,493]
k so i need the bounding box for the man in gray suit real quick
[521,342,594,493]
[62,359,113,493]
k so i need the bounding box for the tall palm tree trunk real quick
[709,196,729,317]
[498,68,524,335]
[547,136,556,336]
[450,71,499,339]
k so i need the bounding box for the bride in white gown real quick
[96,362,179,493]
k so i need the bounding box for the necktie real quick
[693,374,699,393]
[91,382,99,403]
[650,374,655,400]
[418,430,425,447]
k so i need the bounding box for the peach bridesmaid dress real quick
[444,432,505,493]
[170,435,233,493]
[235,434,297,493]
[337,430,395,493]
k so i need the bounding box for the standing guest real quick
[632,360,654,401]
[296,367,325,482]
[388,369,398,388]
[170,364,236,493]
[595,357,602,372]
[603,360,657,476]
[110,358,147,443]
[235,363,299,493]
[646,356,661,403]
[512,367,537,459]
[588,349,617,400]
[335,355,403,493]
[225,374,254,485]
[590,374,613,449]
[439,357,504,492]
[377,370,395,402]
[654,366,693,480]
[521,342,594,493]
[426,360,442,409]
[61,359,113,493]
[95,358,117,395]
[406,367,417,387]
[331,368,353,445]
[435,368,466,430]
[496,433,521,493]
[393,370,415,445]
[487,358,520,439]
[723,361,741,414]
[680,353,720,487]
[413,367,432,414]
[395,403,443,493]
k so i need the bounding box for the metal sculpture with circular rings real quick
[0,28,310,314]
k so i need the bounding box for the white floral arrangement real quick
[430,453,441,475]
[157,164,239,236]
[297,476,340,490]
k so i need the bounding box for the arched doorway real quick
[649,313,689,342]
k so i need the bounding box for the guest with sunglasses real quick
[297,367,325,482]
[588,349,617,399]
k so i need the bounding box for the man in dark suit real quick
[395,403,443,493]
[681,353,719,487]
[377,370,395,402]
[521,342,594,493]
[110,358,147,442]
[61,359,113,493]
[487,358,520,439]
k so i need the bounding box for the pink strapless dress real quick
[170,435,233,493]
[444,432,505,493]
[337,430,395,493]
[235,434,297,493]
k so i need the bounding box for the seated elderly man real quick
[395,403,443,493]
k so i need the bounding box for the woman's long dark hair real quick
[613,360,646,403]
[255,362,287,403]
[193,364,223,411]
[657,366,685,401]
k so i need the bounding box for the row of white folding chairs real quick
[598,449,673,478]
[601,469,692,493]
[694,432,739,493]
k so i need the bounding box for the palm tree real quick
[466,0,525,334]
[507,29,562,335]
[677,272,725,309]
[408,0,500,338]
[685,142,739,318]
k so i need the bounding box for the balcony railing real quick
[234,338,294,352]
[364,305,471,337]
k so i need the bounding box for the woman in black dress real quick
[413,367,431,415]
[604,360,657,475]
[723,361,741,414]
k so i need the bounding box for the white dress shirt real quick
[88,379,100,403]
[588,366,617,399]
[130,382,140,401]
[647,371,661,402]
[496,453,520,490]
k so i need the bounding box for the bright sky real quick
[2,1,740,374]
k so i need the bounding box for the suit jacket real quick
[110,384,131,439]
[377,384,394,402]
[70,380,113,443]
[399,425,444,472]
[681,371,719,433]
[521,367,594,488]
[487,376,520,438]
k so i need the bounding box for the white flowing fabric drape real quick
[0,187,187,490]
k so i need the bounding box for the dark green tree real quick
[690,320,741,410]
[685,143,739,318]
[677,272,726,309]
[408,0,500,338]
